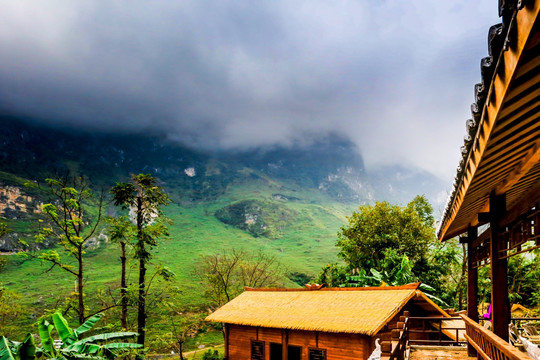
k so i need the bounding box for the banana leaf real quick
[74,314,102,338]
[70,332,137,345]
[102,343,142,351]
[37,319,55,356]
[62,343,101,356]
[18,334,36,360]
[52,313,74,346]
[0,337,16,360]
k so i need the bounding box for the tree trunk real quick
[120,241,128,330]
[136,197,146,347]
[78,248,85,325]
[178,341,185,360]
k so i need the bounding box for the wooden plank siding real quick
[227,325,372,360]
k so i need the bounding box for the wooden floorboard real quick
[409,347,476,360]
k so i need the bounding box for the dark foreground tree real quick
[22,175,104,325]
[110,174,170,347]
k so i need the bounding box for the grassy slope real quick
[1,173,354,350]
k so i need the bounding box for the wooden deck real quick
[409,346,475,360]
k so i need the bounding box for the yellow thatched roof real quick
[206,284,448,336]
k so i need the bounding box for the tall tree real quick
[105,216,134,330]
[110,174,170,347]
[24,175,103,325]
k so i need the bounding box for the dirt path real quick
[182,345,224,358]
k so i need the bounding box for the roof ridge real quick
[244,282,421,292]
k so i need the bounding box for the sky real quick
[0,1,500,183]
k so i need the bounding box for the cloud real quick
[0,0,499,181]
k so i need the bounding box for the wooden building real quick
[437,0,540,349]
[206,283,455,360]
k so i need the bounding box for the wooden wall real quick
[227,325,372,360]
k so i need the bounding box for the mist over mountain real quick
[0,116,446,206]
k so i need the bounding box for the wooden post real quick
[467,226,478,356]
[490,193,510,342]
[283,330,288,360]
[224,324,229,360]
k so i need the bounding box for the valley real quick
[0,117,447,351]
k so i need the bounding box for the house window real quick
[309,348,326,360]
[251,340,264,360]
[270,343,283,360]
[287,345,302,360]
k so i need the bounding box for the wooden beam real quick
[500,181,540,227]
[439,2,540,241]
[467,226,479,357]
[490,193,510,341]
[478,212,491,222]
[496,141,540,195]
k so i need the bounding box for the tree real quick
[0,221,8,273]
[336,195,435,277]
[110,174,171,347]
[22,175,104,325]
[104,216,134,330]
[163,307,204,360]
[198,249,284,308]
[323,195,466,308]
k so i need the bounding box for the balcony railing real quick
[461,314,530,360]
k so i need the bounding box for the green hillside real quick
[0,117,442,351]
[0,166,354,350]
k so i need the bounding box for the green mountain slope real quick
[0,117,362,344]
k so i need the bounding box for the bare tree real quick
[198,249,284,307]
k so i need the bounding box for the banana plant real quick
[0,333,35,360]
[3,312,142,360]
[35,312,142,360]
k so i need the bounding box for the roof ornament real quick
[488,24,505,57]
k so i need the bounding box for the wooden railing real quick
[461,314,530,360]
[381,314,409,360]
[407,316,465,346]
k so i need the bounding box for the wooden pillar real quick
[490,193,510,342]
[466,226,478,356]
[224,323,229,360]
[283,330,288,360]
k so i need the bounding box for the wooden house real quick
[206,283,455,360]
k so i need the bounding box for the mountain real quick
[0,116,450,344]
[0,116,448,250]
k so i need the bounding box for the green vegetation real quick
[1,312,141,360]
[1,171,352,353]
[317,195,467,307]
[19,175,105,325]
[214,199,296,238]
[198,249,285,307]
[111,174,172,347]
